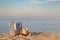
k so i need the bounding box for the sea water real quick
[0,19,60,32]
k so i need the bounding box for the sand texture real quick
[0,32,60,40]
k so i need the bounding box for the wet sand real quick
[0,32,60,40]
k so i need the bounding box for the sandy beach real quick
[0,32,60,40]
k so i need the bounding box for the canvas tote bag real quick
[9,22,22,36]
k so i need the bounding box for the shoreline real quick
[0,32,60,40]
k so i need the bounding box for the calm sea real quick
[0,19,60,32]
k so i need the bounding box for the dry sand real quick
[0,32,60,40]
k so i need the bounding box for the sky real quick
[0,0,60,19]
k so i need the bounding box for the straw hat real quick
[22,28,29,36]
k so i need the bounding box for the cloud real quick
[30,0,60,2]
[31,0,38,1]
[47,0,60,1]
[26,1,47,4]
[21,0,60,4]
[22,0,48,4]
